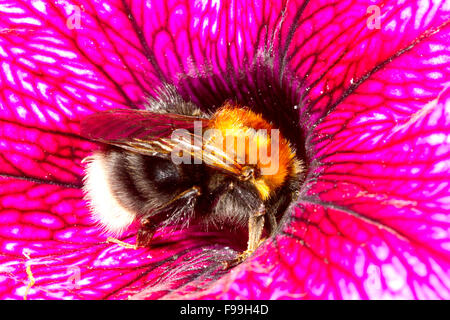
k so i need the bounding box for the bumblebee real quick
[81,86,303,266]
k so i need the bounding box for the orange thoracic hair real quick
[206,104,302,200]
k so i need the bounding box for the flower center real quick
[169,61,309,230]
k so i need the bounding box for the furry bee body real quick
[82,86,303,264]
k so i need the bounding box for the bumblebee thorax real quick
[205,104,301,200]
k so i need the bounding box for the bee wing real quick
[81,109,243,176]
[81,109,206,141]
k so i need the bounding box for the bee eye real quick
[241,166,255,180]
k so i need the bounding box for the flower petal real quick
[287,0,450,125]
[1,0,449,300]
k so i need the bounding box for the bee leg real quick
[247,207,266,253]
[136,218,156,247]
[267,211,278,236]
[136,186,202,247]
[107,237,138,250]
[223,204,266,269]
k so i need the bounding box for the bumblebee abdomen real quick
[126,152,189,195]
[83,149,196,235]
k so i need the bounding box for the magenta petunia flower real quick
[0,0,449,300]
